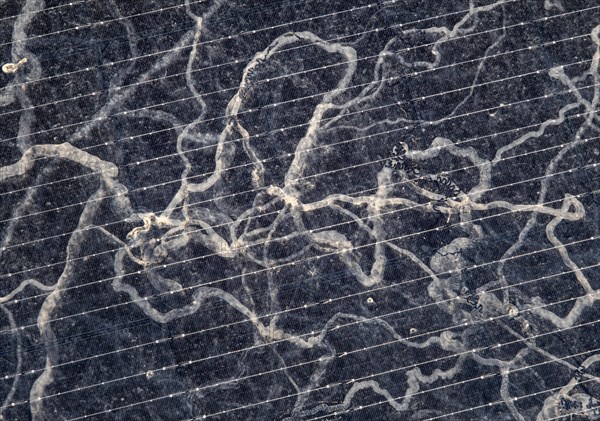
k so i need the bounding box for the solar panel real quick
[0,0,599,419]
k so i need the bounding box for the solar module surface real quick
[1,0,600,420]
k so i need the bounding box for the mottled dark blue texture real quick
[0,0,600,420]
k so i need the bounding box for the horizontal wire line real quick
[423,379,599,421]
[422,376,599,420]
[0,85,595,292]
[1,33,594,214]
[2,113,598,296]
[2,125,598,304]
[27,300,600,413]
[2,129,598,322]
[2,0,537,117]
[1,130,596,344]
[2,70,596,233]
[0,76,597,260]
[3,251,598,393]
[308,353,600,420]
[234,345,600,420]
[3,0,382,82]
[25,0,428,72]
[59,307,600,419]
[2,2,590,148]
[0,0,260,48]
[3,0,344,87]
[1,0,597,418]
[2,44,593,206]
[0,0,87,24]
[6,0,520,89]
[9,254,600,374]
[2,184,598,342]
